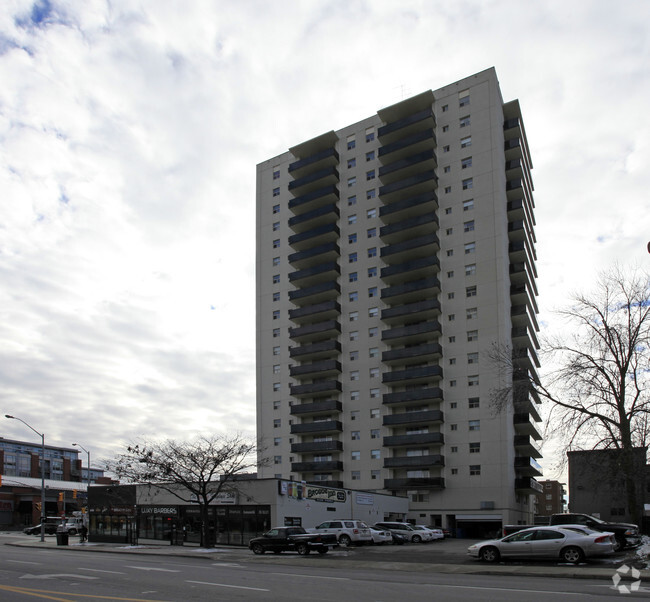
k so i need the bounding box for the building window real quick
[462,179,473,191]
[367,208,377,219]
[272,256,280,266]
[273,187,280,197]
[351,451,361,460]
[467,307,477,320]
[451,468,458,475]
[366,129,375,142]
[349,272,358,283]
[348,233,357,244]
[451,446,458,453]
[273,328,280,338]
[350,350,359,361]
[273,382,280,392]
[448,336,456,343]
[371,469,380,479]
[446,228,453,235]
[274,456,282,464]
[449,358,456,365]
[468,376,479,388]
[460,136,472,148]
[461,156,472,169]
[459,115,471,128]
[468,397,480,408]
[443,166,451,174]
[367,267,377,278]
[349,291,358,302]
[347,158,356,169]
[463,199,474,211]
[370,408,380,418]
[464,242,476,254]
[370,367,379,378]
[443,145,450,153]
[273,204,280,214]
[367,247,377,258]
[369,327,378,337]
[273,419,281,428]
[444,186,451,194]
[273,365,281,374]
[371,429,380,439]
[370,388,380,398]
[466,285,477,297]
[450,424,458,431]
[347,136,356,150]
[367,189,376,199]
[272,274,280,284]
[442,104,448,112]
[459,90,470,106]
[273,168,280,180]
[351,431,360,440]
[273,346,280,355]
[368,307,378,318]
[351,391,360,401]
[272,310,280,320]
[442,125,449,132]
[348,176,356,187]
[348,195,357,206]
[274,437,281,446]
[351,471,361,480]
[367,228,377,238]
[448,314,455,321]
[446,250,453,257]
[272,221,280,231]
[349,310,359,321]
[450,379,457,387]
[450,402,457,409]
[469,442,480,453]
[467,330,478,342]
[273,292,280,302]
[349,252,358,263]
[368,286,378,298]
[272,239,280,248]
[369,347,379,358]
[447,271,454,278]
[469,465,481,476]
[366,170,375,181]
[370,449,380,459]
[348,214,357,224]
[350,330,359,341]
[366,151,375,161]
[464,220,475,232]
[445,208,452,216]
[467,352,479,364]
[350,370,359,381]
[465,264,476,276]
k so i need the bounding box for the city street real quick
[1,533,649,601]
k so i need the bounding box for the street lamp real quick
[72,443,91,488]
[5,415,46,542]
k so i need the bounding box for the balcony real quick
[288,242,340,269]
[380,232,439,262]
[382,342,442,365]
[289,184,339,215]
[514,477,543,494]
[382,365,443,385]
[289,319,341,343]
[383,387,443,406]
[288,147,338,178]
[378,128,436,161]
[381,276,441,304]
[514,434,542,458]
[288,281,340,305]
[380,256,440,284]
[504,138,523,161]
[380,212,438,244]
[381,298,441,324]
[506,178,524,201]
[378,149,437,184]
[378,107,435,144]
[290,420,343,435]
[512,345,540,370]
[289,339,341,361]
[512,324,540,351]
[290,359,341,379]
[307,479,343,488]
[290,399,343,416]
[384,455,444,469]
[381,320,441,345]
[290,380,342,398]
[378,170,437,202]
[289,261,340,287]
[384,477,444,491]
[513,412,542,439]
[382,409,443,426]
[291,440,343,453]
[288,166,339,195]
[291,461,343,472]
[514,456,543,477]
[289,300,340,324]
[379,190,438,221]
[383,432,444,447]
[288,223,339,251]
[288,203,339,233]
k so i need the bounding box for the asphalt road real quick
[1,536,649,601]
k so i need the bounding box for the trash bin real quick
[56,531,69,546]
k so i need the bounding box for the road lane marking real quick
[124,566,180,572]
[20,573,99,580]
[6,559,40,564]
[79,568,126,574]
[210,562,244,567]
[0,584,167,600]
[433,584,588,596]
[186,580,270,592]
[269,572,350,581]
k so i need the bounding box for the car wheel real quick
[68,529,77,536]
[317,547,328,555]
[251,543,265,555]
[613,538,624,552]
[561,546,584,564]
[479,546,500,563]
[297,543,310,555]
[339,534,352,547]
[412,535,422,543]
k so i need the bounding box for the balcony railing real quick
[379,189,438,221]
[289,339,341,360]
[382,365,443,384]
[288,166,339,195]
[288,242,340,269]
[384,454,444,468]
[383,432,444,447]
[289,184,339,215]
[289,300,340,324]
[290,420,343,434]
[379,212,438,243]
[290,380,342,398]
[383,387,443,406]
[290,399,343,416]
[289,359,341,379]
[291,461,343,472]
[382,409,443,426]
[381,298,441,323]
[378,128,436,160]
[381,342,442,364]
[384,477,444,490]
[288,147,339,177]
[291,440,343,453]
[514,477,543,494]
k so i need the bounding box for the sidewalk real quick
[5,534,650,583]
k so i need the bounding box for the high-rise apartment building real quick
[256,68,541,533]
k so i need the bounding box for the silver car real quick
[468,525,615,564]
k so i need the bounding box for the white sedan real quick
[410,525,434,542]
[417,525,444,541]
[368,527,393,545]
[468,525,615,564]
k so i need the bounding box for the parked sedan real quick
[468,526,616,564]
[410,525,434,542]
[417,525,444,541]
[368,527,393,545]
[23,523,59,535]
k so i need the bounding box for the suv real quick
[375,521,427,543]
[311,520,372,546]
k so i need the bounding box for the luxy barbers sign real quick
[140,506,178,516]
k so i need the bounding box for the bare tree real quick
[105,434,258,547]
[491,265,650,524]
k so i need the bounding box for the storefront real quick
[88,477,408,546]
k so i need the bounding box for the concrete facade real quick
[256,68,541,535]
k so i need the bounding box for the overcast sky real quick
[1,1,648,477]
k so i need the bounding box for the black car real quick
[23,523,58,535]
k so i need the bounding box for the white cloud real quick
[0,0,648,473]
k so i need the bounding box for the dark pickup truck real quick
[248,526,338,555]
[503,513,640,551]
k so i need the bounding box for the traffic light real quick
[58,492,64,502]
[72,490,77,499]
